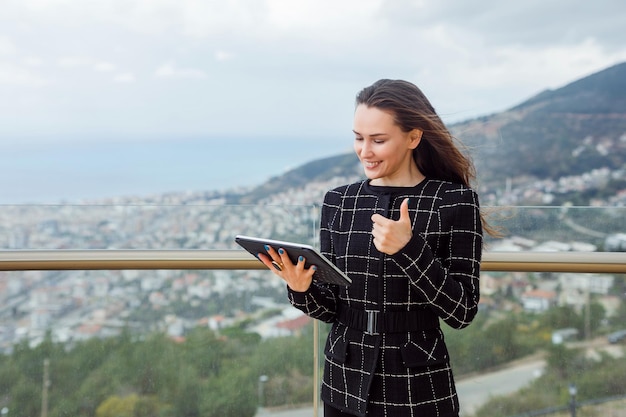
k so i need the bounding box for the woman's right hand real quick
[257,245,316,292]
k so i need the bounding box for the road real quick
[260,357,546,417]
[261,337,625,417]
[456,358,545,416]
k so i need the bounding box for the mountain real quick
[458,61,626,189]
[232,152,361,204]
[232,62,626,205]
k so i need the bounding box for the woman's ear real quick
[409,129,423,149]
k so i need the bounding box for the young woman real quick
[259,79,485,417]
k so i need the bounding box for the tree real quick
[581,300,606,338]
[96,394,138,417]
[201,366,257,417]
[544,344,582,380]
[540,305,583,334]
[172,366,201,417]
[610,297,626,330]
[9,377,41,417]
[134,396,163,417]
[182,327,225,378]
[131,334,180,395]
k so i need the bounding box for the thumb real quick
[399,198,411,223]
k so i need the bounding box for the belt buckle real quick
[365,310,379,335]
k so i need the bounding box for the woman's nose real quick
[360,140,372,156]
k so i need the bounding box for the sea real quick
[0,136,352,204]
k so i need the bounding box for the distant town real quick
[480,165,626,207]
[1,168,625,352]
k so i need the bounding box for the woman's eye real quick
[374,139,385,144]
[354,136,363,141]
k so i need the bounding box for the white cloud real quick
[0,63,47,86]
[0,0,625,138]
[215,50,234,62]
[94,61,117,72]
[493,39,626,89]
[178,0,263,37]
[0,36,46,87]
[433,37,626,98]
[154,62,207,79]
[24,57,44,67]
[113,72,135,83]
[265,0,381,32]
[0,36,17,55]
[57,56,92,69]
[12,0,74,12]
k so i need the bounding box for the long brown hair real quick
[356,79,474,187]
[356,79,498,236]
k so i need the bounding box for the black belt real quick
[337,304,439,335]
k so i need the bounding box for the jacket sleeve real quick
[287,190,341,323]
[390,188,483,329]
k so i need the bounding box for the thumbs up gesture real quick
[371,198,413,255]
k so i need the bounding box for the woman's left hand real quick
[371,198,413,255]
[257,246,316,292]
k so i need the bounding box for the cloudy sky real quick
[2,0,625,143]
[0,0,625,202]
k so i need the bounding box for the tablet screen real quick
[235,235,352,286]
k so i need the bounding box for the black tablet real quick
[235,235,352,286]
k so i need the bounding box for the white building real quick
[521,289,557,313]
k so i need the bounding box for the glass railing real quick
[0,204,625,417]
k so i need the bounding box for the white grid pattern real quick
[289,179,483,417]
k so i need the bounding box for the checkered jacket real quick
[288,179,483,417]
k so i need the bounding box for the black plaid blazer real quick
[288,179,483,417]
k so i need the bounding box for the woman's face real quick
[353,104,422,186]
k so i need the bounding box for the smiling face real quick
[353,104,423,187]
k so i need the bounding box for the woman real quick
[259,79,485,417]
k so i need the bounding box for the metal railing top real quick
[0,250,624,273]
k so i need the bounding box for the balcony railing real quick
[1,249,625,273]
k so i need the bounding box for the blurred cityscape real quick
[1,171,625,354]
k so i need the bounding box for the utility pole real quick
[584,276,591,340]
[41,358,50,417]
[568,383,577,417]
